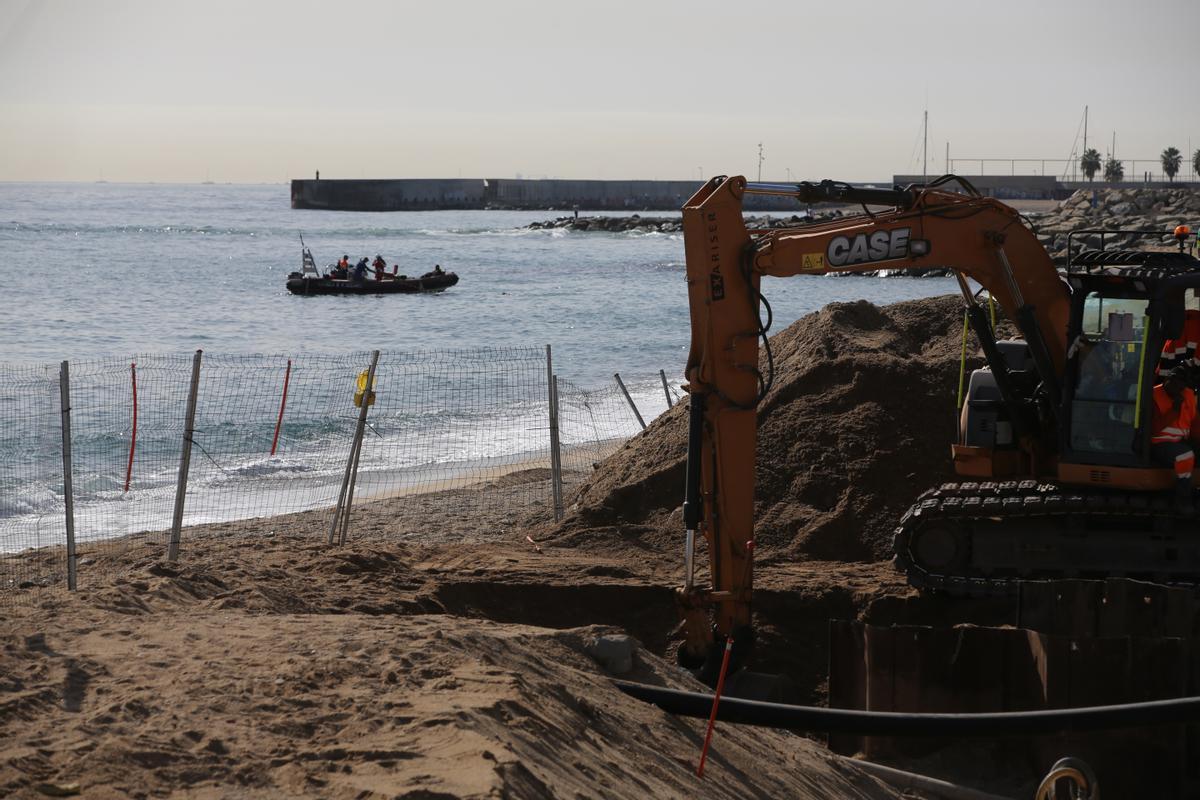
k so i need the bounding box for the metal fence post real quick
[167,349,203,562]
[59,361,77,591]
[660,369,674,408]
[614,372,647,430]
[550,375,564,522]
[546,346,564,521]
[329,350,379,546]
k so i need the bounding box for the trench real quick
[422,572,1016,706]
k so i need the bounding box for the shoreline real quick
[0,437,628,590]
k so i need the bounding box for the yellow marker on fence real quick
[353,369,376,407]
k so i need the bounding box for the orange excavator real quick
[677,174,1200,674]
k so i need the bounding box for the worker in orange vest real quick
[1152,367,1197,509]
[1160,308,1200,373]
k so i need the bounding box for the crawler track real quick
[893,481,1200,596]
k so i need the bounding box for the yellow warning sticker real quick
[801,253,825,272]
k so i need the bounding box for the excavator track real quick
[893,480,1200,596]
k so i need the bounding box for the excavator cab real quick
[928,244,1200,593]
[958,238,1200,485]
[1055,246,1200,487]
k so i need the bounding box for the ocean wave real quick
[0,484,60,520]
[222,456,317,478]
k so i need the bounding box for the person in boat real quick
[372,255,387,281]
[433,264,444,275]
[331,254,350,280]
[352,258,369,284]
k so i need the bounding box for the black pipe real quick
[682,392,705,530]
[614,680,1200,736]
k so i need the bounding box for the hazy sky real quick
[2,0,1198,183]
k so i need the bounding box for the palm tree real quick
[1103,157,1124,182]
[1161,147,1183,182]
[1080,148,1102,182]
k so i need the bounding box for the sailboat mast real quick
[922,109,928,183]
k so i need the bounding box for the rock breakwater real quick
[1029,187,1200,260]
[525,213,842,234]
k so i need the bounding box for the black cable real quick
[924,173,983,197]
[1018,213,1040,236]
[187,434,233,475]
[614,680,1200,736]
[739,243,775,404]
[757,291,775,401]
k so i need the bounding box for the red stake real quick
[270,359,292,456]
[696,539,753,777]
[696,636,734,778]
[123,362,137,493]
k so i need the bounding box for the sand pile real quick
[0,534,897,799]
[561,294,990,561]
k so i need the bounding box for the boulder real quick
[586,634,636,674]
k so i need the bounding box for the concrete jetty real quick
[290,177,803,211]
[292,175,1200,212]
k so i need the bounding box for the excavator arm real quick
[677,175,1071,672]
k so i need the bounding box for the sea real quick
[0,182,959,554]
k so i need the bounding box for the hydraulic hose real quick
[614,680,1200,736]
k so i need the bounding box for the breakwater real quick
[294,176,1200,211]
[290,177,805,212]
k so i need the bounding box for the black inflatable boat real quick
[287,245,459,296]
[286,270,459,296]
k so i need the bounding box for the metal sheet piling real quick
[167,350,203,562]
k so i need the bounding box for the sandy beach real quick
[0,293,1065,798]
[1,487,906,799]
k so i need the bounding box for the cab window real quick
[1070,293,1148,456]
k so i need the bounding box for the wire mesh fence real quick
[1,347,676,600]
[0,362,63,596]
[556,374,677,492]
